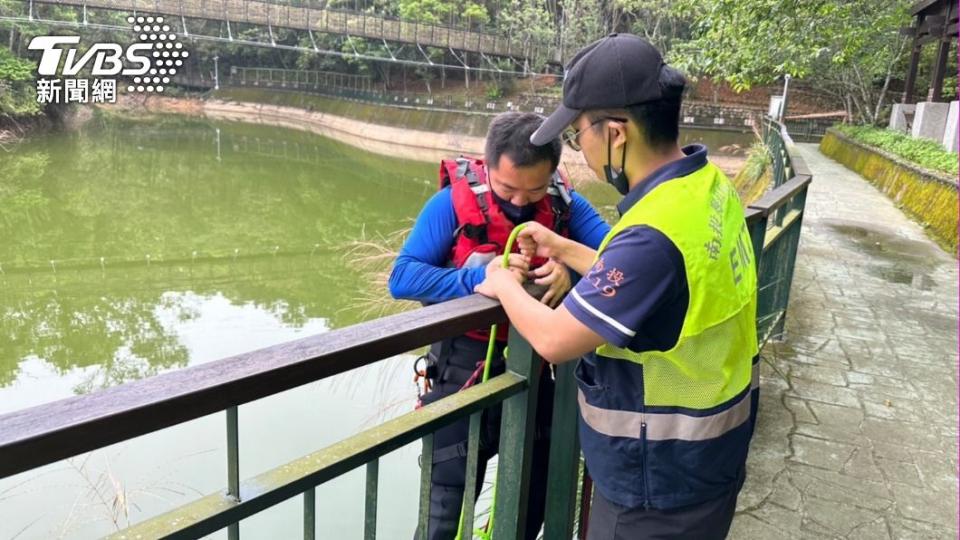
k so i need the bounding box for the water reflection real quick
[824,220,943,291]
[0,114,435,394]
[0,115,437,539]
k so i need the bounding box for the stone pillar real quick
[911,101,950,142]
[942,101,959,153]
[889,103,916,132]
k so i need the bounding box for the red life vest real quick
[439,156,573,342]
[439,156,572,269]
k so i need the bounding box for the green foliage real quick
[835,124,959,176]
[485,84,502,100]
[616,0,690,54]
[497,0,555,69]
[941,73,958,101]
[668,0,911,125]
[669,1,830,86]
[398,0,487,26]
[398,0,453,24]
[462,3,489,26]
[0,45,41,116]
[559,0,604,60]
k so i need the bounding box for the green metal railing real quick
[752,117,813,342]
[0,120,810,539]
[0,294,584,539]
[763,117,795,188]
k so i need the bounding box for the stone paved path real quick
[730,143,959,539]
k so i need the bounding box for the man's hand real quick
[520,221,598,276]
[517,222,567,260]
[489,253,530,281]
[475,258,523,299]
[529,259,571,307]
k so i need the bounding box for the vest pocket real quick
[574,357,603,391]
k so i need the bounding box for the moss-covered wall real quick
[214,88,495,137]
[820,128,958,255]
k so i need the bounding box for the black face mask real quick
[604,133,630,195]
[492,189,538,224]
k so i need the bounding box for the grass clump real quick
[732,142,773,205]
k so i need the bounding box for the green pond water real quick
[0,112,743,538]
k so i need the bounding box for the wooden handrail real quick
[748,175,812,216]
[0,295,505,479]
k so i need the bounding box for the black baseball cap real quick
[530,33,684,146]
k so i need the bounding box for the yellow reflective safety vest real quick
[575,160,759,510]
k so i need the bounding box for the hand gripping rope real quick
[455,223,527,540]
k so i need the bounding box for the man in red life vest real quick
[389,112,610,540]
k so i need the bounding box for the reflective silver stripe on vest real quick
[578,389,751,441]
[577,364,759,442]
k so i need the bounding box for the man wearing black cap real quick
[473,34,759,539]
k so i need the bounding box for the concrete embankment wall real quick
[215,88,496,137]
[820,128,958,254]
[204,99,487,164]
[203,90,598,181]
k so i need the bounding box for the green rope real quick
[455,223,527,540]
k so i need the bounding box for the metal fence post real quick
[364,459,379,539]
[303,488,316,540]
[226,406,240,540]
[746,213,768,276]
[492,327,543,539]
[417,433,434,539]
[772,182,808,341]
[543,361,580,539]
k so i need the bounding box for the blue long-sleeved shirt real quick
[389,187,611,303]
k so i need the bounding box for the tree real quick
[341,36,395,89]
[616,0,690,55]
[669,0,912,125]
[558,0,604,61]
[497,0,556,70]
[398,0,453,25]
[0,45,40,116]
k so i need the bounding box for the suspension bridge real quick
[4,0,558,74]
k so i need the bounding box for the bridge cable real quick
[415,43,434,65]
[380,38,398,62]
[447,47,469,70]
[479,51,503,73]
[178,0,189,36]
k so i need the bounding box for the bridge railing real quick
[763,116,796,188]
[0,123,810,539]
[752,116,813,342]
[51,0,553,59]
